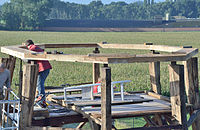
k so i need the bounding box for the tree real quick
[0,0,52,30]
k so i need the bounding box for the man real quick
[0,63,11,124]
[25,40,52,108]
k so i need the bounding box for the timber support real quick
[183,57,200,130]
[101,66,112,130]
[20,62,38,129]
[168,64,187,130]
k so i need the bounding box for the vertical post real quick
[18,59,23,100]
[101,66,112,130]
[183,57,200,130]
[91,48,100,100]
[20,62,38,129]
[120,83,124,101]
[93,48,100,83]
[168,64,187,130]
[149,51,161,94]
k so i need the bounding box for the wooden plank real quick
[92,108,171,119]
[27,53,197,63]
[168,64,187,130]
[183,57,200,130]
[45,54,108,64]
[1,45,198,64]
[76,122,87,129]
[20,63,39,129]
[20,43,98,49]
[18,59,23,100]
[73,99,153,107]
[120,124,183,130]
[45,88,81,94]
[27,126,79,130]
[107,53,188,63]
[88,53,135,58]
[101,66,112,130]
[97,43,183,52]
[187,109,200,128]
[32,114,87,126]
[146,91,170,102]
[42,43,98,48]
[149,61,161,94]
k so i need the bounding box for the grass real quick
[0,31,200,129]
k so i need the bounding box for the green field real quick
[0,31,199,129]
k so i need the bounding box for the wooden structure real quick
[1,42,200,130]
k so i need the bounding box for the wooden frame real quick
[1,42,199,130]
[1,43,198,63]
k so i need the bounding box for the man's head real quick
[0,63,6,72]
[25,39,34,48]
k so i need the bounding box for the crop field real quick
[0,31,200,129]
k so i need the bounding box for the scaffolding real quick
[0,87,20,130]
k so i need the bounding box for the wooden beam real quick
[168,64,187,130]
[183,57,200,130]
[119,124,183,130]
[107,53,189,63]
[97,43,183,52]
[88,53,135,58]
[1,45,198,64]
[20,63,39,129]
[26,126,79,130]
[92,109,171,119]
[76,122,87,129]
[32,114,87,127]
[18,59,23,100]
[187,109,200,128]
[149,60,161,94]
[146,91,170,102]
[143,116,157,126]
[42,43,98,48]
[73,99,153,107]
[67,105,102,130]
[101,66,112,130]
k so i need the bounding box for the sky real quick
[0,0,164,5]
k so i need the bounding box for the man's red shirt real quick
[29,44,52,72]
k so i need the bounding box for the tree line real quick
[1,0,200,30]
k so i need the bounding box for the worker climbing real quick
[24,40,52,108]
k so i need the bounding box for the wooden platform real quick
[32,92,171,127]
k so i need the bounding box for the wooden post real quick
[18,59,23,100]
[101,66,112,130]
[93,48,100,83]
[149,61,161,94]
[20,63,38,129]
[168,64,187,130]
[183,57,200,130]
